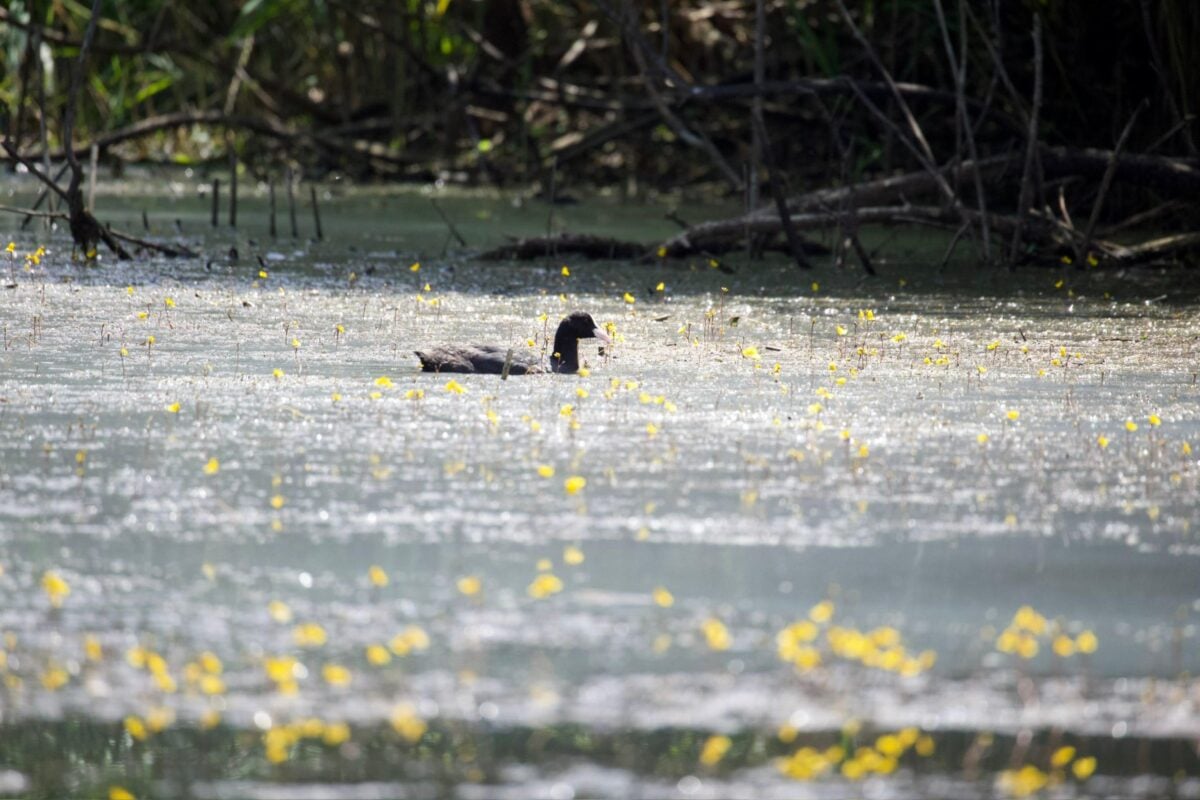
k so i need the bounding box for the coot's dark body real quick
[415,312,610,375]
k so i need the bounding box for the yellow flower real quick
[409,262,421,272]
[1051,746,1076,767]
[203,457,220,475]
[444,379,466,394]
[322,664,352,686]
[623,292,636,304]
[331,392,342,402]
[124,715,148,741]
[84,635,103,661]
[1006,409,1020,421]
[200,651,222,674]
[701,618,731,650]
[293,622,327,647]
[1148,414,1161,427]
[323,722,351,746]
[405,388,424,400]
[390,703,427,743]
[1000,765,1048,797]
[200,674,226,695]
[368,565,389,587]
[811,282,819,292]
[375,376,393,387]
[808,601,834,623]
[836,324,847,336]
[272,368,285,379]
[528,573,564,599]
[165,402,181,414]
[1052,635,1076,658]
[561,266,570,276]
[366,644,392,665]
[42,570,70,607]
[164,297,175,308]
[564,475,586,495]
[699,734,732,766]
[655,281,665,291]
[1097,435,1109,449]
[876,734,903,757]
[652,587,674,607]
[259,270,269,279]
[397,625,430,651]
[536,465,555,478]
[1075,630,1098,653]
[1013,606,1046,634]
[741,346,760,359]
[1125,420,1138,432]
[264,656,298,683]
[563,546,584,565]
[268,600,292,623]
[1017,635,1039,659]
[41,666,69,690]
[457,576,481,596]
[270,494,285,509]
[977,433,990,445]
[1072,756,1097,780]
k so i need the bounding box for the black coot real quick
[415,311,612,375]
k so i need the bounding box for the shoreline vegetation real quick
[1,1,1197,269]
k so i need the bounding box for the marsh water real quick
[1,174,1199,799]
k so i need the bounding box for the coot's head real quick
[550,311,613,374]
[561,311,612,344]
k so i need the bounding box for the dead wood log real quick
[478,234,650,261]
[665,147,1200,255]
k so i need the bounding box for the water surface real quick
[1,175,1198,798]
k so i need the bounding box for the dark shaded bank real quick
[3,2,1198,272]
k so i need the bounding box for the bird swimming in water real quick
[415,311,612,375]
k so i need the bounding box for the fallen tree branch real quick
[667,147,1200,253]
[1104,231,1200,265]
[478,234,650,261]
[0,204,66,220]
[107,229,197,258]
[660,204,1058,258]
